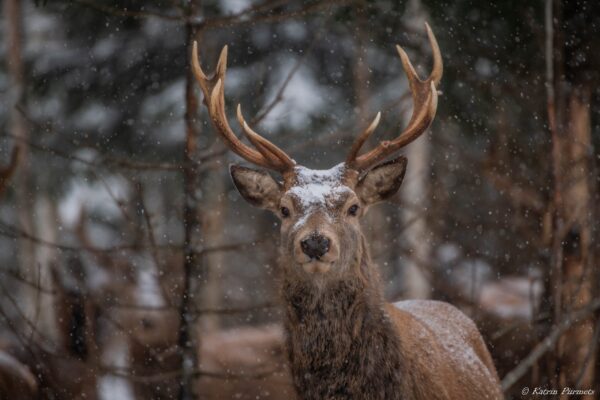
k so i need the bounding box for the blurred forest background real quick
[0,0,599,399]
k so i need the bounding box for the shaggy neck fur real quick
[280,236,406,400]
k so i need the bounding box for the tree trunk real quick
[546,0,597,395]
[199,174,225,333]
[555,87,596,398]
[178,2,202,399]
[4,0,38,338]
[399,0,432,299]
[32,195,61,347]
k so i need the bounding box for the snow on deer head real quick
[230,159,406,277]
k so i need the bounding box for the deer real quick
[192,23,503,400]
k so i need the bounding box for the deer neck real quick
[280,239,406,399]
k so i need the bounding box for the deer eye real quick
[348,204,360,216]
[280,207,290,218]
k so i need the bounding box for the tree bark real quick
[4,0,38,339]
[199,174,225,334]
[399,0,432,299]
[545,0,597,395]
[555,87,596,398]
[178,2,202,399]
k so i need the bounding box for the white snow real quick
[287,163,351,210]
[98,336,135,400]
[58,174,129,227]
[140,79,185,118]
[134,255,166,308]
[394,300,494,383]
[219,0,252,14]
[479,276,542,319]
[261,59,330,131]
[72,102,119,130]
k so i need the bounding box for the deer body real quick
[276,168,501,400]
[283,279,502,399]
[192,23,503,399]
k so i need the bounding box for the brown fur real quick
[280,235,502,400]
[231,161,503,399]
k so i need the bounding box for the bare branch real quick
[501,298,600,391]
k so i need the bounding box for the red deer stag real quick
[192,23,503,400]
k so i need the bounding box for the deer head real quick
[192,23,442,279]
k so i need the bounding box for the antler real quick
[346,23,443,172]
[191,42,295,172]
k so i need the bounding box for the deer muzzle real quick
[300,234,330,260]
[294,228,339,274]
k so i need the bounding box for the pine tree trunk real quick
[546,0,597,395]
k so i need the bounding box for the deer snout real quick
[300,234,330,260]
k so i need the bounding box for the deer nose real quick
[300,234,330,260]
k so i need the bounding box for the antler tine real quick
[425,22,443,86]
[346,23,443,172]
[236,105,295,168]
[345,112,381,164]
[191,41,294,172]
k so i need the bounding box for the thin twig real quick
[501,298,600,391]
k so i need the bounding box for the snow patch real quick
[287,164,351,210]
[98,337,135,400]
[58,175,130,226]
[394,300,494,383]
[72,102,119,130]
[134,255,166,308]
[219,0,252,14]
[261,59,329,131]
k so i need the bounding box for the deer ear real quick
[230,165,282,211]
[356,156,407,206]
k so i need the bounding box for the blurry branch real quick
[69,0,185,21]
[482,165,546,212]
[192,238,267,257]
[0,144,21,196]
[200,0,346,30]
[501,297,600,391]
[287,92,412,155]
[70,0,347,31]
[0,268,56,295]
[251,21,323,126]
[0,305,48,383]
[0,277,55,349]
[0,220,179,253]
[193,368,284,381]
[135,182,173,306]
[4,114,183,172]
[15,105,183,171]
[0,218,260,256]
[193,301,277,317]
[105,363,286,384]
[92,300,277,317]
[104,157,183,171]
[2,130,98,169]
